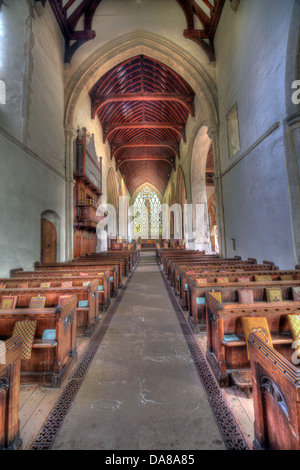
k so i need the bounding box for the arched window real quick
[133,186,162,239]
[0,80,6,104]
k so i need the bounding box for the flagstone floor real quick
[49,252,226,450]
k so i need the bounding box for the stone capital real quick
[64,125,77,140]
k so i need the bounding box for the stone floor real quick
[51,253,226,450]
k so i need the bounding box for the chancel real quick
[0,0,299,452]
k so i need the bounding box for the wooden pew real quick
[0,335,23,450]
[163,253,222,277]
[0,295,77,387]
[12,265,118,298]
[34,259,123,291]
[157,249,208,267]
[186,278,300,332]
[172,260,275,293]
[76,250,139,276]
[1,274,110,312]
[81,250,140,276]
[164,255,253,282]
[0,282,99,336]
[205,292,300,393]
[180,267,295,311]
[248,332,300,450]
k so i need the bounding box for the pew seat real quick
[0,295,77,387]
[205,292,300,392]
[0,282,98,336]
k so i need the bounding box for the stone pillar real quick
[284,112,300,264]
[208,126,226,257]
[64,126,77,261]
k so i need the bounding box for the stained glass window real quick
[133,186,162,238]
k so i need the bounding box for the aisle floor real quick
[51,253,225,450]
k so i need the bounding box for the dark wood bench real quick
[75,249,140,276]
[205,292,300,392]
[186,275,300,331]
[248,332,300,450]
[163,253,225,277]
[0,335,23,450]
[172,261,275,294]
[0,282,99,336]
[12,265,118,297]
[180,268,299,311]
[0,295,77,387]
[34,259,123,291]
[1,274,110,312]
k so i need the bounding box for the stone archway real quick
[63,31,220,257]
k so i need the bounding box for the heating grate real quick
[159,265,249,451]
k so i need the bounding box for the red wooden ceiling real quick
[89,55,195,196]
[41,0,225,196]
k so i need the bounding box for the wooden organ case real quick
[74,128,103,258]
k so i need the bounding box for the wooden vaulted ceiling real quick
[89,55,195,196]
[38,0,226,195]
[41,1,226,64]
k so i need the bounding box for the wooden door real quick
[41,219,57,263]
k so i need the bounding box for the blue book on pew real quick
[110,277,114,281]
[78,300,89,308]
[197,297,206,305]
[42,329,56,340]
[98,286,104,291]
[223,334,240,343]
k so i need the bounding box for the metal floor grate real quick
[159,264,249,451]
[29,257,249,451]
[29,266,136,450]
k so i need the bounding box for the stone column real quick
[284,112,300,264]
[208,126,226,257]
[64,126,77,261]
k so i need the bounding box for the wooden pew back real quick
[249,332,300,450]
[205,292,300,388]
[0,281,98,336]
[0,295,77,386]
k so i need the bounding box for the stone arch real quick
[64,31,218,132]
[190,126,212,252]
[131,182,163,205]
[64,30,220,254]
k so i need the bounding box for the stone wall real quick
[0,1,66,276]
[215,0,296,268]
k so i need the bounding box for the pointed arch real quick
[64,31,218,131]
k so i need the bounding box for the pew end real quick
[248,332,300,450]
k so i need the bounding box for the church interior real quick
[0,0,300,452]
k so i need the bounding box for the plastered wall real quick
[215,0,296,268]
[0,1,66,276]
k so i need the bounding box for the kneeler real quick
[12,320,37,360]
